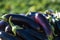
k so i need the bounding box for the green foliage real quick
[0,0,60,16]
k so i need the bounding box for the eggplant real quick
[54,36,60,40]
[27,12,37,19]
[27,12,44,19]
[34,13,53,36]
[27,12,45,32]
[16,29,48,40]
[56,20,60,30]
[5,25,13,34]
[24,28,48,40]
[2,14,40,32]
[5,25,11,32]
[16,29,37,40]
[34,13,54,40]
[0,31,17,40]
[16,35,24,40]
[54,20,60,35]
[5,25,24,40]
[50,18,60,35]
[0,20,8,31]
[27,12,46,33]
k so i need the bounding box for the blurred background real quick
[0,0,60,16]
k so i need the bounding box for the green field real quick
[0,0,60,16]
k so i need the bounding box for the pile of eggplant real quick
[0,12,60,40]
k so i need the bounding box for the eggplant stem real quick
[1,14,8,22]
[9,16,14,27]
[48,35,53,40]
[9,16,23,36]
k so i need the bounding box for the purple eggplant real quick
[34,13,54,40]
[54,20,60,35]
[27,12,37,19]
[24,28,48,40]
[0,31,17,40]
[27,12,44,20]
[0,20,8,31]
[5,25,13,34]
[16,29,37,40]
[2,14,40,32]
[34,13,53,36]
[16,28,48,40]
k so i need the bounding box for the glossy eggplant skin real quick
[16,29,37,40]
[27,12,40,23]
[16,28,47,40]
[5,25,11,32]
[54,20,60,35]
[3,14,40,32]
[0,31,17,40]
[35,13,52,36]
[27,12,37,19]
[25,28,47,40]
[56,20,60,30]
[0,20,8,31]
[5,25,13,34]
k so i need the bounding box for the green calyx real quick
[9,16,23,36]
[1,14,8,21]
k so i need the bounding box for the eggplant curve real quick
[56,21,60,31]
[5,25,13,34]
[0,31,17,40]
[54,20,60,35]
[27,12,37,19]
[2,14,40,32]
[0,20,8,31]
[35,13,53,36]
[16,29,37,40]
[23,28,48,40]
